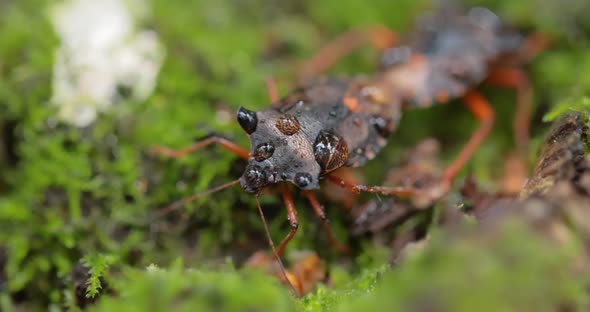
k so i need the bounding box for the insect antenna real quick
[255,194,299,295]
[158,179,241,216]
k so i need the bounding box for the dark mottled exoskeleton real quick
[238,77,396,194]
[152,5,546,294]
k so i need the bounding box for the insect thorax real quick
[238,78,402,193]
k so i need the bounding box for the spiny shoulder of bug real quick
[234,78,396,195]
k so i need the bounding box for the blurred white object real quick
[50,0,165,127]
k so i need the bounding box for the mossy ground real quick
[1,0,590,310]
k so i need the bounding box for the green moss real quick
[543,96,590,122]
[82,254,117,299]
[1,0,590,310]
[334,222,589,312]
[91,264,296,312]
[299,266,385,312]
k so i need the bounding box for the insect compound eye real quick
[254,142,275,161]
[294,172,313,188]
[275,114,301,136]
[313,130,348,173]
[237,106,258,134]
[243,165,268,191]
